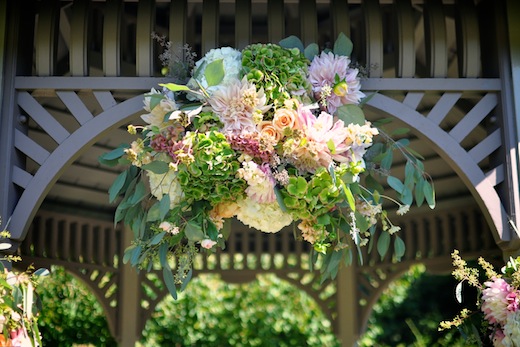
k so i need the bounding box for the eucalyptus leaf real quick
[336,104,366,125]
[380,150,393,170]
[163,265,178,300]
[415,179,425,207]
[279,35,305,52]
[180,268,193,292]
[150,232,166,246]
[423,180,436,209]
[109,170,127,203]
[333,32,353,57]
[147,201,161,222]
[304,43,319,61]
[377,232,390,260]
[394,236,406,261]
[184,220,205,241]
[129,180,147,205]
[33,268,50,277]
[159,242,169,267]
[205,59,225,87]
[387,176,404,194]
[159,195,171,220]
[142,161,170,174]
[99,145,127,161]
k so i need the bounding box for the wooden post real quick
[336,264,359,347]
[118,226,140,347]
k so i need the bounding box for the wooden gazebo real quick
[1,0,519,346]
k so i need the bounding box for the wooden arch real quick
[2,0,520,346]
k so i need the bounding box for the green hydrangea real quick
[177,131,246,205]
[241,43,312,109]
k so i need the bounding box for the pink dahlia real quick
[283,106,349,172]
[308,52,365,114]
[481,278,513,325]
[208,77,271,134]
[237,161,276,203]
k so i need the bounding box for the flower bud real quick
[333,81,349,97]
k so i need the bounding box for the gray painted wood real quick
[202,0,219,54]
[424,0,447,77]
[103,0,123,76]
[362,0,383,77]
[70,0,90,76]
[393,0,415,77]
[136,0,156,76]
[235,0,252,50]
[17,91,70,144]
[268,0,284,43]
[35,0,59,76]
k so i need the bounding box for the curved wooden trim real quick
[8,95,144,241]
[367,93,512,246]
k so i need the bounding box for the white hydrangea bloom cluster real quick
[235,197,292,233]
[147,170,184,209]
[190,47,242,94]
[501,311,520,347]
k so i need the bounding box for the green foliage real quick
[359,265,474,347]
[140,274,340,347]
[37,266,116,347]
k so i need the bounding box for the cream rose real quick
[258,121,281,142]
[272,107,297,132]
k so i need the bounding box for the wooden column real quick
[117,226,141,347]
[336,264,359,347]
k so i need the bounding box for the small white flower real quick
[397,204,410,216]
[201,239,217,249]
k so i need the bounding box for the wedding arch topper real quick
[100,33,435,299]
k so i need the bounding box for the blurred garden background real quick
[37,265,474,347]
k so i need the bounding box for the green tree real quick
[37,266,117,347]
[359,264,474,347]
[140,274,340,347]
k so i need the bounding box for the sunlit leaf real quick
[159,83,191,92]
[205,59,225,87]
[336,104,365,125]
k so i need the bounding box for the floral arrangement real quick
[440,250,520,346]
[0,217,47,347]
[100,33,435,298]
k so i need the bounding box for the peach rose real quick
[258,121,281,142]
[272,108,297,132]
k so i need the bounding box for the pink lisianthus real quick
[308,52,365,114]
[481,278,513,325]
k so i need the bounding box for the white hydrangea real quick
[190,47,242,95]
[141,88,179,127]
[235,197,292,233]
[147,170,184,209]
